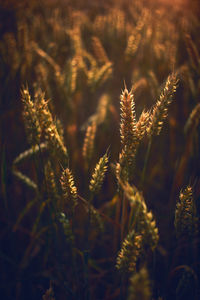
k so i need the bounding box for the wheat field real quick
[0,0,200,299]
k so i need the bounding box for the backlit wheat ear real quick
[116,231,142,273]
[60,168,78,216]
[137,203,159,251]
[120,86,137,149]
[121,181,159,251]
[135,110,150,144]
[96,93,110,125]
[128,267,151,300]
[21,87,41,146]
[54,118,65,144]
[125,8,149,59]
[116,146,135,183]
[89,151,109,195]
[148,73,178,137]
[175,185,198,239]
[91,36,109,64]
[83,121,97,163]
[117,86,137,182]
[35,91,68,165]
[125,32,141,58]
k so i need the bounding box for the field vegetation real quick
[0,0,200,299]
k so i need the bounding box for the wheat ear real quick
[175,185,198,239]
[35,90,68,165]
[117,86,138,182]
[148,73,178,137]
[116,231,142,273]
[121,181,159,251]
[82,121,97,163]
[60,168,78,216]
[135,110,150,145]
[91,36,109,64]
[21,87,41,146]
[89,151,109,195]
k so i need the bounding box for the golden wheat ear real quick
[91,36,109,64]
[120,181,159,251]
[116,231,142,273]
[21,86,41,146]
[82,121,97,164]
[175,185,198,239]
[60,168,78,217]
[89,150,109,195]
[120,85,137,149]
[117,85,138,182]
[135,110,150,145]
[35,90,68,165]
[147,73,178,137]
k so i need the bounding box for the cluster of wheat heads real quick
[1,0,200,299]
[12,72,178,299]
